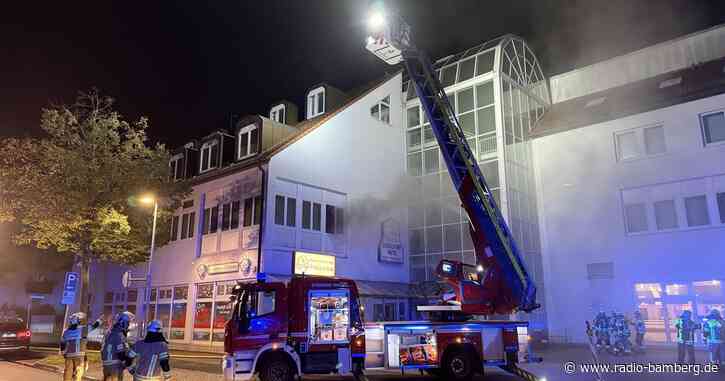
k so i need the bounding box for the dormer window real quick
[238,124,259,160]
[307,86,325,118]
[169,154,184,181]
[270,104,286,124]
[200,140,219,173]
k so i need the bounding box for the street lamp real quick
[138,194,158,335]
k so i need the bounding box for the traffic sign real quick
[61,272,79,305]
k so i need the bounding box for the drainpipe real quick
[256,162,267,276]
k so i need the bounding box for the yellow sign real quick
[294,252,336,277]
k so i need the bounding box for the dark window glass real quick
[477,107,496,134]
[702,112,725,144]
[458,57,475,82]
[480,160,499,188]
[202,208,211,235]
[317,91,325,114]
[181,213,189,239]
[325,205,335,234]
[182,200,194,209]
[250,128,259,155]
[440,65,456,88]
[335,208,344,234]
[231,201,240,229]
[457,87,474,113]
[243,198,253,227]
[210,206,219,233]
[286,198,296,227]
[175,158,184,179]
[200,147,209,171]
[476,82,494,107]
[275,195,285,225]
[169,161,176,180]
[239,132,249,158]
[222,203,231,230]
[313,203,322,231]
[171,215,179,241]
[188,212,195,238]
[476,50,495,75]
[302,201,311,229]
[210,143,219,168]
[253,196,262,225]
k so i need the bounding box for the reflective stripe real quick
[103,360,122,366]
[147,354,158,378]
[158,351,169,359]
[127,349,138,358]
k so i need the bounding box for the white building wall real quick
[533,92,725,343]
[263,73,409,284]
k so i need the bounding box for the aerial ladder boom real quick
[366,9,539,316]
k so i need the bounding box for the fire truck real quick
[223,4,543,381]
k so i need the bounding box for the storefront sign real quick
[378,218,403,263]
[294,251,336,277]
[195,252,257,280]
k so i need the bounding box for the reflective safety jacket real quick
[634,319,646,334]
[129,340,171,380]
[102,326,130,367]
[674,318,700,344]
[60,326,85,358]
[703,318,723,344]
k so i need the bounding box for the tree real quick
[0,89,189,325]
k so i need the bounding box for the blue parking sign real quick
[61,272,79,305]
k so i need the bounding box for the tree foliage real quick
[0,90,189,265]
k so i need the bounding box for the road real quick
[0,360,57,381]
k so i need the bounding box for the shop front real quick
[635,279,724,345]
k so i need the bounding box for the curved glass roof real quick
[498,35,550,105]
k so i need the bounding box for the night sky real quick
[2,0,725,148]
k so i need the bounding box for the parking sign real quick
[61,272,79,305]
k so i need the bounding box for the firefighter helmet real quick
[147,320,163,333]
[115,311,135,330]
[69,312,86,325]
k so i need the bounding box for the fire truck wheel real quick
[259,353,295,381]
[443,350,474,381]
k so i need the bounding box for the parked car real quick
[87,319,138,350]
[0,317,31,352]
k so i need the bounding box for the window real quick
[684,195,710,226]
[701,111,725,145]
[169,155,183,181]
[270,104,286,124]
[200,141,219,173]
[309,290,350,343]
[407,106,420,128]
[221,201,239,231]
[335,207,344,234]
[457,57,475,82]
[238,124,259,160]
[170,215,179,241]
[440,64,457,88]
[616,131,640,161]
[307,86,325,118]
[475,50,495,75]
[181,212,196,239]
[242,196,262,227]
[325,205,343,234]
[302,201,322,231]
[654,200,678,230]
[624,203,648,233]
[255,291,276,316]
[718,192,725,223]
[274,195,296,227]
[370,95,391,124]
[202,206,219,235]
[644,126,666,155]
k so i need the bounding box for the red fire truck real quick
[222,273,539,381]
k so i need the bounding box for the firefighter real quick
[674,310,700,364]
[60,312,89,381]
[128,320,172,380]
[632,310,646,353]
[593,311,610,351]
[102,311,136,381]
[702,309,723,365]
[610,312,631,355]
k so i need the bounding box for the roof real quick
[531,56,725,138]
[187,72,400,185]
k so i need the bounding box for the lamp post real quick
[138,195,158,335]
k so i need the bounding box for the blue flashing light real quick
[257,272,267,283]
[441,262,454,274]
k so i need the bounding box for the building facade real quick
[403,35,550,330]
[533,25,725,344]
[92,74,412,348]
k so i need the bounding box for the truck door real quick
[230,283,288,350]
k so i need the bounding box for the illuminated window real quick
[307,86,325,118]
[269,104,286,124]
[693,280,722,297]
[635,283,662,299]
[665,284,689,296]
